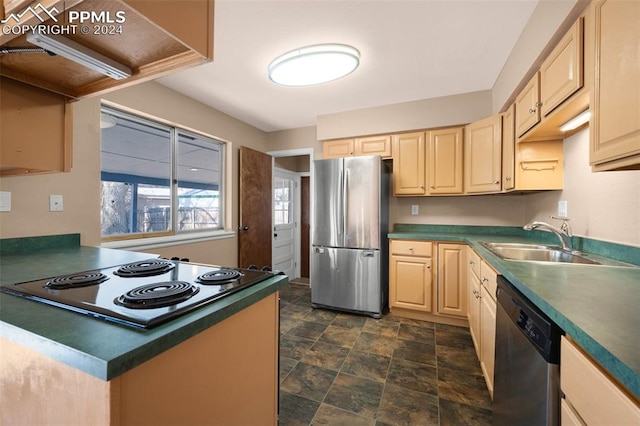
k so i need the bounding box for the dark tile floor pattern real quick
[278,283,492,426]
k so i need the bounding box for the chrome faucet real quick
[523,216,574,252]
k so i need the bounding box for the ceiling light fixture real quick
[559,109,591,132]
[268,43,360,86]
[27,32,132,80]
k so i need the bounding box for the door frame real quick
[272,167,301,279]
[267,148,315,280]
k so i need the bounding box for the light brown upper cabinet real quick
[0,0,214,99]
[589,0,640,171]
[323,139,355,158]
[323,135,392,159]
[427,127,464,194]
[1,76,72,176]
[465,115,502,194]
[356,135,392,158]
[501,104,516,191]
[392,132,426,195]
[515,73,541,138]
[515,17,588,143]
[540,18,584,117]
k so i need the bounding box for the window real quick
[274,176,294,225]
[100,106,224,239]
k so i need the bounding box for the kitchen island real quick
[388,224,640,402]
[0,234,288,425]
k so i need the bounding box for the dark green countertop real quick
[389,224,640,400]
[0,235,288,381]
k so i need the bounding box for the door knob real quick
[274,233,278,237]
[240,225,249,231]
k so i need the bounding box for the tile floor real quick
[278,283,492,426]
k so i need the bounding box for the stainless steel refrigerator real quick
[310,155,389,318]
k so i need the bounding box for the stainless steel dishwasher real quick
[493,276,562,426]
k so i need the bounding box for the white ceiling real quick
[158,0,539,133]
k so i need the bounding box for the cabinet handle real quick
[469,260,475,265]
[430,185,435,189]
[529,108,536,114]
[482,277,488,283]
[505,176,512,181]
[493,180,500,185]
[426,265,431,269]
[409,247,414,251]
[535,102,542,107]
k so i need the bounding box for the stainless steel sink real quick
[480,242,600,265]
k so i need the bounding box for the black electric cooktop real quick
[0,259,276,329]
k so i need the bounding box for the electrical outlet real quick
[0,191,11,212]
[50,195,63,212]
[411,205,419,215]
[558,200,568,217]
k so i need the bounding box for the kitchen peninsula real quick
[0,234,288,425]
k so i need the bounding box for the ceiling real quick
[158,0,540,133]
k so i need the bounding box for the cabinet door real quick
[501,104,516,191]
[389,255,432,312]
[540,18,584,117]
[467,250,481,358]
[355,135,392,158]
[561,336,640,424]
[437,243,467,317]
[515,72,541,137]
[590,0,640,171]
[392,132,426,195]
[427,127,463,194]
[480,284,496,399]
[323,139,354,158]
[464,115,502,193]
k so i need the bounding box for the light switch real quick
[0,191,11,212]
[411,205,419,215]
[50,195,63,212]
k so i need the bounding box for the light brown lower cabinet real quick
[0,293,280,425]
[467,247,497,399]
[561,336,640,425]
[390,240,467,326]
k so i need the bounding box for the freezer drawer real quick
[310,246,382,317]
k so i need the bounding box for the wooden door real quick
[390,255,433,312]
[427,127,464,194]
[300,176,310,278]
[464,115,502,193]
[515,72,541,137]
[590,0,640,171]
[355,135,392,158]
[501,104,516,191]
[239,146,272,269]
[392,132,426,195]
[437,243,468,317]
[540,18,584,117]
[323,139,354,158]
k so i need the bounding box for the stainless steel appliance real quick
[310,155,389,318]
[0,259,276,329]
[493,275,562,425]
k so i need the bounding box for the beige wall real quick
[0,82,271,267]
[316,90,492,141]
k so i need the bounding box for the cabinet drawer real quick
[390,240,432,257]
[467,247,481,278]
[561,336,640,425]
[479,261,497,301]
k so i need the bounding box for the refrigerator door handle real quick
[343,167,349,244]
[363,251,375,257]
[315,247,325,254]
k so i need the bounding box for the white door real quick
[273,169,300,279]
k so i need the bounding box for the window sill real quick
[101,230,235,251]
